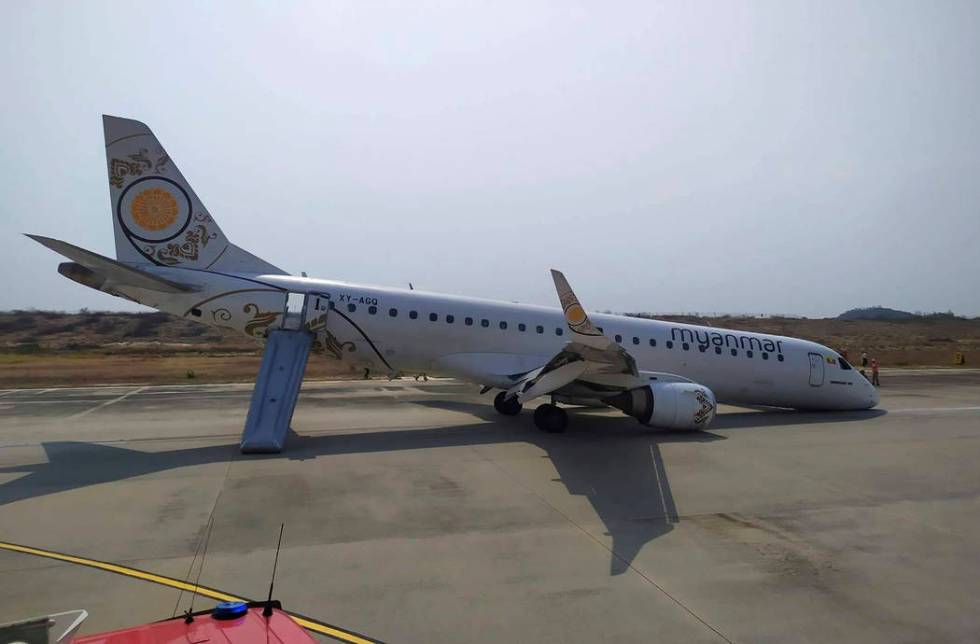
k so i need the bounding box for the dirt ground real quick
[0,352,361,388]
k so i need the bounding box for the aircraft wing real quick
[506,270,638,403]
[27,234,197,294]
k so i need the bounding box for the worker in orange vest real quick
[870,357,880,387]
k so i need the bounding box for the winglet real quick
[550,269,608,349]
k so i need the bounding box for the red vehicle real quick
[2,601,318,644]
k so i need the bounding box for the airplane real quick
[28,116,879,434]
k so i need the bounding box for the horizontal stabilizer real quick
[26,234,197,294]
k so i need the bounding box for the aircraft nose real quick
[868,385,880,408]
[857,379,880,409]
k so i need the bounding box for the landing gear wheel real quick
[493,391,523,416]
[533,403,568,433]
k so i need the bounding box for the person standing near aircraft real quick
[871,358,880,386]
[861,352,869,377]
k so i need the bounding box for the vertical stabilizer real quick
[103,115,285,274]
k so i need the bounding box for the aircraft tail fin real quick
[103,115,285,275]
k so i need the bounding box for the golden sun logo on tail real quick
[130,188,178,231]
[565,303,588,327]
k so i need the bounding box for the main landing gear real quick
[492,391,567,432]
[493,391,522,416]
[533,403,568,433]
[493,391,568,433]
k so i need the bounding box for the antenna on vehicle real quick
[185,515,215,623]
[263,523,285,617]
[172,512,215,622]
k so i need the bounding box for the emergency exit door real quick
[808,352,824,386]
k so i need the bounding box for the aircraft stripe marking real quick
[182,288,285,317]
[203,244,230,269]
[105,132,149,148]
[0,541,381,644]
[329,309,394,372]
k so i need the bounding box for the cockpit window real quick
[838,357,853,370]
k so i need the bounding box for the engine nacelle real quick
[604,382,716,430]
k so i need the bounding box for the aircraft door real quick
[808,352,824,386]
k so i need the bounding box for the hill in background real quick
[837,306,964,321]
[0,309,256,353]
[838,306,917,321]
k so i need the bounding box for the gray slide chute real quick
[240,328,313,453]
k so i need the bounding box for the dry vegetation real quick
[0,310,356,387]
[1,310,977,388]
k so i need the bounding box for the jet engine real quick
[603,382,716,430]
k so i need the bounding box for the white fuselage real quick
[247,274,878,411]
[45,113,879,420]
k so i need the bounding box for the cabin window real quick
[499,321,508,330]
[446,314,455,324]
[518,323,526,332]
[536,325,544,334]
[388,308,398,317]
[715,347,722,355]
[666,340,673,349]
[762,352,769,360]
[615,334,622,343]
[481,319,490,328]
[649,339,657,347]
[839,357,853,370]
[682,343,690,351]
[556,328,564,336]
[746,350,754,358]
[368,305,377,315]
[347,303,356,313]
[409,310,418,319]
[465,316,473,326]
[632,337,639,345]
[190,308,202,317]
[429,313,438,322]
[777,354,785,362]
[731,349,738,356]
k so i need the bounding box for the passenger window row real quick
[343,302,566,335]
[340,301,784,360]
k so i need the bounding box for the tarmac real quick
[1,370,979,643]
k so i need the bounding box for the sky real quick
[1,1,978,317]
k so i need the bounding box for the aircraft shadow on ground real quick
[0,401,885,576]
